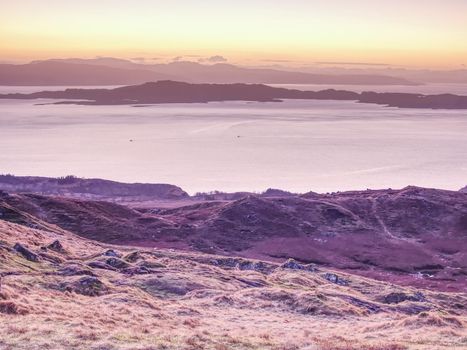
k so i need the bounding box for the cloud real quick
[199,55,228,63]
[261,59,294,63]
[315,61,391,66]
[172,55,202,62]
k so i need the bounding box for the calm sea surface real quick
[1,84,467,194]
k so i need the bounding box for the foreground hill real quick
[0,59,416,86]
[2,80,467,109]
[0,219,465,349]
[1,185,466,292]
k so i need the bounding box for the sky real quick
[1,0,466,68]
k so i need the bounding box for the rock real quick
[237,260,270,273]
[383,292,426,304]
[38,252,64,264]
[340,295,382,314]
[281,258,317,272]
[142,277,204,297]
[323,273,349,286]
[87,261,117,271]
[124,251,140,263]
[209,257,275,273]
[0,300,29,315]
[234,277,267,288]
[209,258,239,268]
[105,257,130,269]
[103,249,120,258]
[395,304,431,315]
[138,259,166,269]
[87,257,130,271]
[47,240,65,253]
[58,264,96,277]
[60,276,108,296]
[122,266,152,275]
[13,243,39,262]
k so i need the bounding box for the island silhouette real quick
[1,80,467,109]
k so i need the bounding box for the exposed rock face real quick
[60,276,108,296]
[47,240,65,253]
[460,186,467,193]
[281,259,318,272]
[13,243,39,262]
[209,257,275,274]
[124,251,141,263]
[121,266,152,275]
[0,300,29,315]
[58,264,96,277]
[88,261,117,271]
[103,249,120,258]
[323,273,349,286]
[382,292,426,304]
[105,257,130,269]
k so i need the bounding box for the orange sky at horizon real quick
[1,0,466,69]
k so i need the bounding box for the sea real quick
[1,83,467,194]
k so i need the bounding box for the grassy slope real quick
[0,220,466,350]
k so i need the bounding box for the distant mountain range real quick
[2,80,467,109]
[0,58,418,86]
[293,65,467,84]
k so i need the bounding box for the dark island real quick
[1,80,467,109]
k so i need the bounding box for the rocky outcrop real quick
[124,251,141,263]
[103,249,121,258]
[323,273,349,286]
[88,261,117,271]
[209,257,275,274]
[105,257,130,269]
[58,264,96,277]
[281,259,318,272]
[47,240,65,253]
[121,266,152,275]
[59,276,108,296]
[382,292,426,304]
[13,243,39,262]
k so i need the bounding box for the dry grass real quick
[0,220,466,350]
